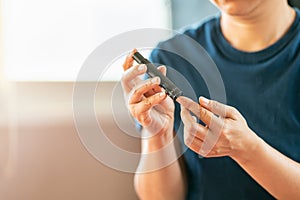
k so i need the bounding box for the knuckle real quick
[144,98,152,107]
[215,148,221,155]
[137,114,144,124]
[183,133,193,146]
[186,123,197,135]
[211,100,218,108]
[133,89,142,97]
[128,104,138,118]
[132,85,144,97]
[140,114,151,126]
[221,126,230,136]
[227,106,238,115]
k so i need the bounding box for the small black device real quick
[132,51,183,100]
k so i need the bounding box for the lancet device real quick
[132,51,183,100]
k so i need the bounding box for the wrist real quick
[231,130,264,165]
[141,123,174,152]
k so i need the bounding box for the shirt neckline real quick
[213,8,300,64]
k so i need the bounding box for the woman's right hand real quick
[121,49,175,137]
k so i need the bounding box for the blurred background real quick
[0,0,299,199]
[0,0,217,199]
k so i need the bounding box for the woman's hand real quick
[121,49,175,137]
[177,96,260,162]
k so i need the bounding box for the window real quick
[2,0,171,81]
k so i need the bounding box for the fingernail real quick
[151,77,160,83]
[138,64,146,71]
[200,96,209,106]
[192,116,197,122]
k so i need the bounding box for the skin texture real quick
[211,0,296,52]
[176,96,257,159]
[121,50,186,200]
[120,1,300,199]
[177,96,300,199]
[210,0,263,16]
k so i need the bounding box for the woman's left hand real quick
[177,96,260,161]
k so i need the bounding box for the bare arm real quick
[134,129,186,200]
[177,96,300,199]
[121,50,186,199]
[233,135,300,200]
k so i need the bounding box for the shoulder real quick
[163,14,219,48]
[150,14,220,62]
[178,15,219,39]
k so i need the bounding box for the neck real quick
[220,2,296,52]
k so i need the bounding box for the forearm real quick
[134,129,186,200]
[233,132,300,199]
[178,96,300,199]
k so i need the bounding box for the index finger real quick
[177,96,217,128]
[123,49,137,71]
[176,96,201,117]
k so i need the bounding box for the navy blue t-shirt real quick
[149,8,300,200]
